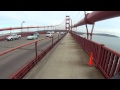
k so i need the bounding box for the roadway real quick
[0,33,64,79]
[0,34,46,52]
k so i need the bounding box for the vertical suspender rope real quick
[90,23,95,40]
[84,11,89,39]
[84,11,95,40]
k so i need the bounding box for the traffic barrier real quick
[70,32,120,79]
[9,33,67,79]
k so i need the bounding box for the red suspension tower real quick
[66,16,70,30]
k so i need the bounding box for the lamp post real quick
[21,21,25,36]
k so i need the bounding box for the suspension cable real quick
[73,11,81,23]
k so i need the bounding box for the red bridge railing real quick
[0,33,66,79]
[70,32,120,79]
[9,34,66,79]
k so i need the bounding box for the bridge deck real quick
[24,33,105,79]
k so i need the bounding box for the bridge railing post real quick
[52,36,53,46]
[58,34,59,40]
[96,44,104,68]
[35,41,38,63]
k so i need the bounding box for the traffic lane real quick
[0,37,27,51]
[0,34,61,67]
[0,37,52,66]
[7,34,61,57]
[0,33,59,49]
[0,49,41,79]
[37,35,62,52]
[0,34,46,52]
[16,34,61,51]
[0,39,51,79]
[21,34,63,54]
[0,34,46,48]
[0,34,59,52]
[0,35,63,78]
[0,36,61,79]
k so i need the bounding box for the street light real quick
[21,21,25,36]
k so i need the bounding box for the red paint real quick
[70,32,120,79]
[73,11,120,27]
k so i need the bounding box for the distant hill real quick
[93,33,119,38]
[76,32,119,38]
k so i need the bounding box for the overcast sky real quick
[0,11,120,36]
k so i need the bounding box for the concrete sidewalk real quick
[24,33,105,79]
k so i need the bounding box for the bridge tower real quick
[65,16,70,30]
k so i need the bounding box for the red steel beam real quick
[0,25,59,31]
[0,26,41,31]
[73,11,120,27]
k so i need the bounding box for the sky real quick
[0,11,120,37]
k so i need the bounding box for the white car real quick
[27,34,38,40]
[46,32,53,37]
[60,32,64,35]
[56,32,59,34]
[6,34,21,41]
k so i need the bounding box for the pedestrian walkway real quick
[24,33,105,79]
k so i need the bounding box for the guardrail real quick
[70,32,120,79]
[8,33,66,79]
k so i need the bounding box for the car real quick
[51,31,55,34]
[34,32,40,37]
[60,32,64,35]
[56,32,59,34]
[46,32,53,37]
[27,34,38,40]
[6,34,21,41]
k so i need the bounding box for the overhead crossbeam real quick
[73,11,120,27]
